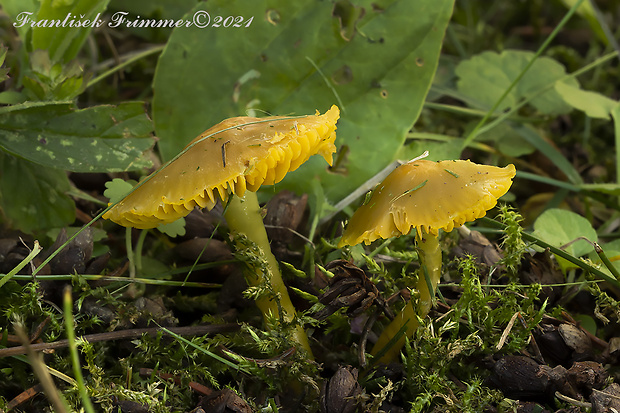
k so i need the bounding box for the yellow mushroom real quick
[339,158,515,363]
[104,106,339,229]
[104,106,340,358]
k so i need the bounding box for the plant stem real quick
[63,286,95,413]
[0,240,42,288]
[87,45,165,89]
[224,192,313,358]
[371,230,442,363]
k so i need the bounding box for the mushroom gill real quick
[339,159,516,247]
[104,105,340,229]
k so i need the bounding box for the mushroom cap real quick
[338,159,516,247]
[104,105,339,229]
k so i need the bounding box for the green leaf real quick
[455,50,579,115]
[396,138,462,162]
[152,0,455,202]
[532,208,597,258]
[0,153,75,232]
[31,0,110,63]
[22,51,90,101]
[157,218,186,238]
[554,82,618,120]
[0,0,39,39]
[0,91,27,105]
[0,101,155,172]
[104,178,135,204]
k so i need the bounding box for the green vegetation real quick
[1,0,620,411]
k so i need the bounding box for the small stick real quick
[359,309,379,368]
[0,324,240,358]
[554,391,592,408]
[496,311,520,350]
[7,384,44,411]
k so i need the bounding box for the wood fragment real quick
[6,384,44,410]
[0,324,239,358]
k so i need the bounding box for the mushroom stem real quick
[415,230,442,318]
[224,191,313,358]
[370,229,441,363]
[370,300,419,363]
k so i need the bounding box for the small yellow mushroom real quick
[339,158,515,363]
[104,105,340,229]
[104,106,340,359]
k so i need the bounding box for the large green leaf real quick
[0,153,75,233]
[153,0,454,201]
[0,101,155,172]
[455,50,579,115]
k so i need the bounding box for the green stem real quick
[371,230,442,363]
[135,229,148,275]
[87,45,165,89]
[63,287,95,413]
[224,192,313,358]
[0,240,42,288]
